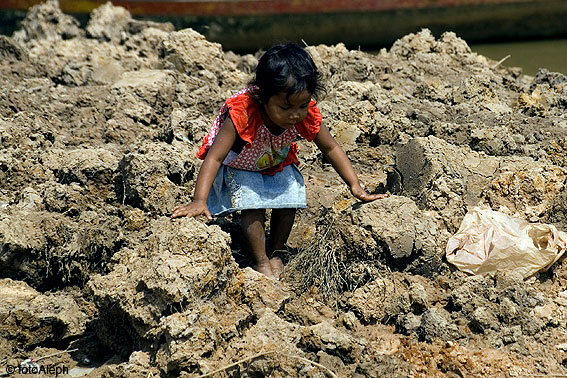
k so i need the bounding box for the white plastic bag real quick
[446,207,567,278]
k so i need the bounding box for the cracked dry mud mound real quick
[2,1,567,377]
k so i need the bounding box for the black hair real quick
[249,43,324,104]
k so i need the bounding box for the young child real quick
[171,43,387,279]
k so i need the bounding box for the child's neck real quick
[259,105,286,135]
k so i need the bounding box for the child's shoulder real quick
[225,87,262,133]
[225,87,260,113]
[226,86,257,103]
[226,87,258,109]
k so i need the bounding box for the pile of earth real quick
[1,1,567,377]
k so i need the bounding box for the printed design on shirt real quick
[225,124,298,171]
[256,144,291,171]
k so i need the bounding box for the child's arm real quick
[314,124,388,202]
[171,118,237,219]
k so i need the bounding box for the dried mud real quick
[2,1,567,377]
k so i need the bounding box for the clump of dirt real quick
[2,1,567,377]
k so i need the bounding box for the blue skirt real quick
[207,164,307,217]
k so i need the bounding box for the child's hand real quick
[171,201,212,220]
[350,183,389,202]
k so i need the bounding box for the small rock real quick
[301,321,358,362]
[555,343,567,351]
[470,307,499,333]
[418,308,464,342]
[342,311,358,330]
[533,303,555,322]
[399,313,422,334]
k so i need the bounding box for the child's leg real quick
[241,209,274,278]
[267,208,297,278]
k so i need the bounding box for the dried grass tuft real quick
[284,210,387,304]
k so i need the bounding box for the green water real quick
[470,39,567,76]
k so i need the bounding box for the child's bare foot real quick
[269,256,284,280]
[253,260,276,279]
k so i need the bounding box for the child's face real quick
[263,90,311,130]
